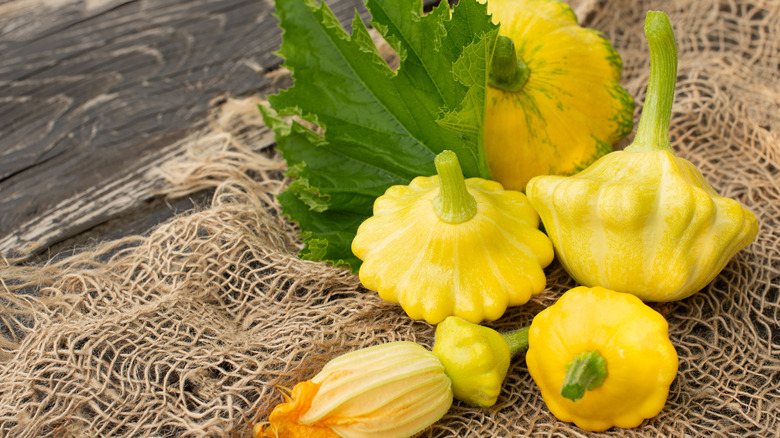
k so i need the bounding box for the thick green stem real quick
[488,36,530,92]
[560,350,608,402]
[626,11,677,153]
[501,326,530,357]
[433,151,477,223]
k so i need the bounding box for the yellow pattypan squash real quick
[526,286,678,432]
[351,150,553,324]
[480,0,634,191]
[526,12,758,302]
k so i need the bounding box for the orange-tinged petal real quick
[257,381,340,438]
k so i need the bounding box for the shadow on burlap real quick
[1,0,778,436]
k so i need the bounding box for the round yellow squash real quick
[481,0,634,191]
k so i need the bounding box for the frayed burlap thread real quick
[1,0,779,436]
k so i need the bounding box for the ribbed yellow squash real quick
[352,151,553,324]
[525,12,758,302]
[481,0,634,191]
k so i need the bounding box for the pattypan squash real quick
[351,150,553,324]
[480,0,634,191]
[432,316,510,407]
[526,286,678,431]
[526,11,758,301]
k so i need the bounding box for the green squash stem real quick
[560,350,608,402]
[501,325,610,401]
[501,326,530,357]
[501,328,609,402]
[488,36,530,92]
[625,11,678,153]
[433,151,478,223]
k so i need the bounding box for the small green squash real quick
[482,0,634,191]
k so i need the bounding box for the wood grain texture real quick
[0,0,384,258]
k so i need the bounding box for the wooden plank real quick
[0,0,385,259]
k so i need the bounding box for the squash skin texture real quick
[482,0,634,191]
[526,286,678,432]
[526,149,758,301]
[351,175,554,324]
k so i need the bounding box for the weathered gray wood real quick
[0,0,389,259]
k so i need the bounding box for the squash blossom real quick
[351,150,554,324]
[526,12,758,301]
[480,0,634,191]
[255,342,452,438]
[526,286,678,432]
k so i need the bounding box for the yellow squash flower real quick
[255,342,452,438]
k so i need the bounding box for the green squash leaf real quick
[263,0,498,271]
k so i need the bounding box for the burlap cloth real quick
[1,0,778,436]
